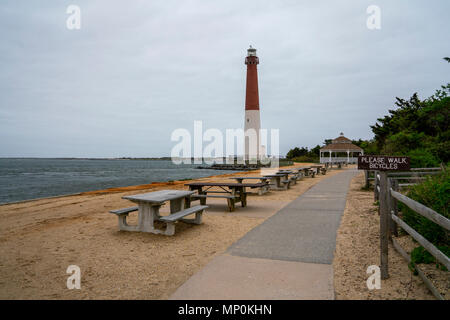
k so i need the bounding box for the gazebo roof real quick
[320,133,363,152]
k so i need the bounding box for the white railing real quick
[320,157,358,164]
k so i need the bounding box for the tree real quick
[286,147,304,159]
[369,59,449,165]
[309,145,321,157]
[351,139,378,155]
[286,146,320,160]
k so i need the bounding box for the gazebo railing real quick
[320,157,358,164]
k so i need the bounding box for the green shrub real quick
[384,131,426,155]
[411,246,435,264]
[409,245,450,273]
[400,170,449,267]
[291,156,319,163]
[406,149,440,168]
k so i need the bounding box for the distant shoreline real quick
[0,157,173,160]
[0,157,292,161]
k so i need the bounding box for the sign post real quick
[378,171,389,279]
[358,155,410,280]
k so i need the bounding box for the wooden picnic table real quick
[279,167,302,172]
[185,182,265,211]
[110,190,208,236]
[230,177,269,182]
[263,173,290,190]
[275,171,291,179]
[277,170,293,174]
[229,177,270,195]
[276,169,305,185]
[327,161,347,169]
[310,165,327,175]
[292,166,316,177]
[310,165,322,174]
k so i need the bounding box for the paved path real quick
[170,169,358,300]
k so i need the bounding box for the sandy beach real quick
[0,163,346,299]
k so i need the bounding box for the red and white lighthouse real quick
[244,46,261,161]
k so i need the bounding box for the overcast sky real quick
[0,0,449,158]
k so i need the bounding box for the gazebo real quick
[319,133,363,164]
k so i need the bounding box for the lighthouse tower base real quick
[244,109,261,162]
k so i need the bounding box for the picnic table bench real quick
[229,177,270,195]
[109,190,208,236]
[185,182,265,212]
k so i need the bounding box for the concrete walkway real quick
[170,169,358,300]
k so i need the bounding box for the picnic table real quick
[337,161,347,168]
[185,182,265,211]
[109,190,208,236]
[229,177,270,195]
[280,167,306,175]
[328,161,347,169]
[310,165,326,175]
[291,168,307,180]
[276,169,303,185]
[279,168,295,172]
[263,173,290,190]
[294,166,317,177]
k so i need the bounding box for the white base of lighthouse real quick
[244,109,261,161]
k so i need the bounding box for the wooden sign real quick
[358,155,410,171]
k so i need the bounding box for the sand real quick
[333,171,448,300]
[0,163,345,299]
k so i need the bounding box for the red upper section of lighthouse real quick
[245,46,260,111]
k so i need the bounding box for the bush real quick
[291,156,319,163]
[384,131,426,155]
[400,170,449,265]
[406,149,440,168]
[409,245,450,272]
[411,246,435,264]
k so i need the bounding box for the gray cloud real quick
[0,0,449,157]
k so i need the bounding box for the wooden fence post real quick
[390,179,399,237]
[374,171,379,202]
[379,171,389,279]
[387,177,392,239]
[364,170,369,189]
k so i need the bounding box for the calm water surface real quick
[0,158,235,204]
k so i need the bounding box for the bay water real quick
[0,158,235,204]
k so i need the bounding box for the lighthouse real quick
[244,46,261,162]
